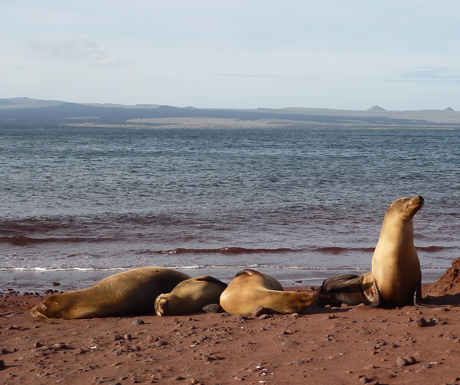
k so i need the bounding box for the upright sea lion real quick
[31,267,191,319]
[154,276,227,316]
[219,269,318,314]
[320,195,425,307]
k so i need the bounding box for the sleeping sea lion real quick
[31,267,191,319]
[219,269,318,314]
[154,275,227,316]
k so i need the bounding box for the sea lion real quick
[154,276,227,316]
[219,269,318,314]
[319,195,425,307]
[31,267,191,319]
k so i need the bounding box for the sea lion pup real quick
[319,195,425,307]
[154,276,227,316]
[219,269,318,314]
[31,267,191,319]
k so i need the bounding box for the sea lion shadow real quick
[422,293,460,306]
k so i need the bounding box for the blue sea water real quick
[1,127,459,292]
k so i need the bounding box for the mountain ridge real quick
[0,97,459,129]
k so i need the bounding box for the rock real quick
[427,257,460,295]
[415,317,429,327]
[202,303,222,313]
[52,343,67,349]
[251,305,269,317]
[291,359,305,365]
[396,357,409,367]
[132,319,144,325]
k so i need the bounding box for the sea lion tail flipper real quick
[364,281,381,307]
[320,274,363,292]
[318,274,371,307]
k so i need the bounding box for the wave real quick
[139,246,375,255]
[0,235,112,246]
[0,264,449,274]
[417,245,453,253]
[0,265,371,273]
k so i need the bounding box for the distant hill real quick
[0,98,459,129]
[367,105,386,112]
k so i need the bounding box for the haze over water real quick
[1,127,459,292]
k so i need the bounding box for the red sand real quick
[2,260,460,385]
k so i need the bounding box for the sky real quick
[2,0,460,110]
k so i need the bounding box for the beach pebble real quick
[52,343,67,349]
[290,359,305,365]
[415,317,429,327]
[202,303,222,313]
[396,357,409,367]
[252,305,268,317]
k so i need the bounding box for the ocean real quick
[1,126,459,293]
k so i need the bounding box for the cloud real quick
[397,67,460,83]
[26,38,124,68]
[219,74,278,78]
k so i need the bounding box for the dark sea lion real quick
[320,195,425,307]
[31,267,191,319]
[219,269,318,314]
[154,275,227,316]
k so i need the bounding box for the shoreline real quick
[0,268,447,295]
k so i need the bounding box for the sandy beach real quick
[2,260,460,385]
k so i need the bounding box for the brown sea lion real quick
[319,195,425,307]
[219,269,318,314]
[154,276,227,316]
[31,267,191,319]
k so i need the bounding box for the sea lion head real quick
[386,195,424,221]
[154,294,175,316]
[287,290,318,312]
[31,294,65,318]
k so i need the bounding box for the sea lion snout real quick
[412,195,424,206]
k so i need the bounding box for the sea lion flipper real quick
[412,279,439,308]
[320,274,363,292]
[319,274,373,307]
[364,280,381,307]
